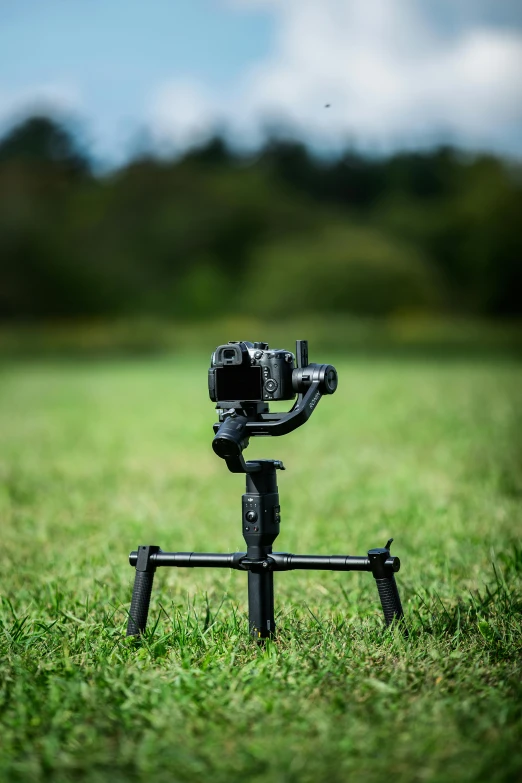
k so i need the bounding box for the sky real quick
[1,0,522,165]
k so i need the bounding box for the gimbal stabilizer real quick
[126,340,407,640]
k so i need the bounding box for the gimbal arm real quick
[243,370,332,437]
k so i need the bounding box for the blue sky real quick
[1,0,521,163]
[1,1,272,103]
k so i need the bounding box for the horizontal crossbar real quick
[129,550,400,574]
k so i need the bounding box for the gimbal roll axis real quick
[126,341,407,640]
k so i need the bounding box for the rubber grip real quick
[375,575,408,635]
[126,569,155,636]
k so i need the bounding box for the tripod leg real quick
[126,545,160,636]
[368,547,408,636]
[374,574,407,633]
[248,568,275,640]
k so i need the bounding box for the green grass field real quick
[1,356,521,782]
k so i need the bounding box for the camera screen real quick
[215,366,262,401]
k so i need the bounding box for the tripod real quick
[126,341,407,640]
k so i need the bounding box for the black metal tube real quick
[270,553,380,571]
[129,551,245,569]
[248,568,275,640]
[129,550,399,573]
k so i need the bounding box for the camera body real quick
[208,341,295,404]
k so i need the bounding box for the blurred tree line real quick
[0,115,521,322]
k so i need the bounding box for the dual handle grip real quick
[126,545,407,637]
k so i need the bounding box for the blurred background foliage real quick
[0,115,521,354]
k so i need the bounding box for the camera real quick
[208,341,295,404]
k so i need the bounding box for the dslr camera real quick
[208,341,295,404]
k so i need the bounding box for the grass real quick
[0,355,521,782]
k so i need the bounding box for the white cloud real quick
[150,0,522,154]
[148,79,226,152]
